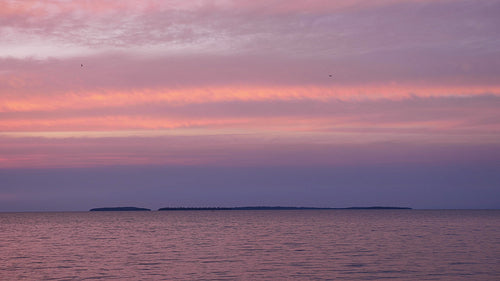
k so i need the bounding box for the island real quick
[89,207,151,211]
[344,206,412,210]
[158,206,411,211]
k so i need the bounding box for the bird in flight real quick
[329,74,333,77]
[81,64,83,67]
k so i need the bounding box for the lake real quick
[1,210,499,280]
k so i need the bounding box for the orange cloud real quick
[1,0,437,18]
[2,85,499,113]
[1,84,499,148]
[0,116,252,132]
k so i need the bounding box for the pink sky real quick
[1,0,499,210]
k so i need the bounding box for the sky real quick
[1,0,499,211]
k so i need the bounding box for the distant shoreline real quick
[90,207,151,211]
[158,206,412,211]
[88,206,412,211]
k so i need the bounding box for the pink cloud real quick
[1,0,499,169]
[1,54,499,99]
[1,94,498,134]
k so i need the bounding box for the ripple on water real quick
[0,210,499,280]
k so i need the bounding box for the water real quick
[1,210,499,280]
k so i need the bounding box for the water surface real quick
[1,210,499,280]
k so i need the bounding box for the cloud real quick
[1,0,499,101]
[1,0,499,60]
[1,54,499,103]
[0,0,499,170]
[1,92,499,169]
[1,94,499,143]
[1,132,499,169]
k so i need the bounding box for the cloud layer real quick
[1,1,499,209]
[2,0,499,163]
